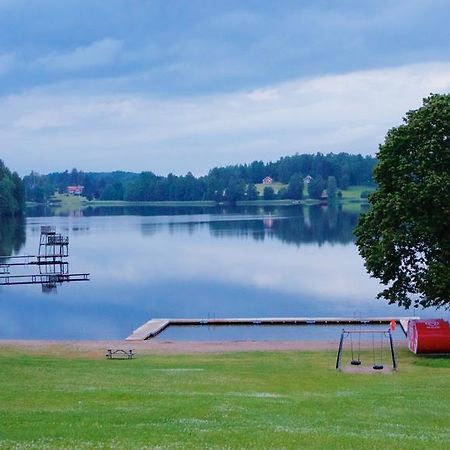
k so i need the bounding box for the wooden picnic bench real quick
[106,349,134,360]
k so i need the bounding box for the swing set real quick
[335,329,397,371]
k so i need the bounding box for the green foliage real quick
[0,160,24,216]
[286,172,304,200]
[356,94,450,309]
[22,153,377,204]
[339,173,350,189]
[327,176,338,202]
[277,187,288,199]
[225,178,245,203]
[308,176,326,199]
[263,186,275,200]
[246,183,259,200]
[0,348,449,449]
[100,182,124,200]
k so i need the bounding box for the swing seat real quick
[372,364,384,370]
[350,360,362,366]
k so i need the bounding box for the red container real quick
[408,319,450,354]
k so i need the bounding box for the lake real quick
[0,204,444,340]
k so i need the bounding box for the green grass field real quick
[0,347,449,449]
[339,185,375,201]
[253,183,374,203]
[255,182,287,195]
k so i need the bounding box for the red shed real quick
[408,319,450,354]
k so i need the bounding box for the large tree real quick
[287,173,304,200]
[308,175,325,200]
[355,94,450,309]
[0,160,24,216]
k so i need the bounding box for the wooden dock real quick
[126,316,419,340]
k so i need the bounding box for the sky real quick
[0,0,449,176]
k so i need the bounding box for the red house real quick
[262,176,273,185]
[67,185,84,195]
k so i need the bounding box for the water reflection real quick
[27,203,364,247]
[1,204,444,340]
[133,204,363,246]
[207,206,359,246]
[0,216,26,257]
[0,223,89,293]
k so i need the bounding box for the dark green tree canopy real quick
[355,94,450,309]
[0,160,24,217]
[287,173,304,200]
[326,176,338,202]
[246,183,259,200]
[308,176,326,200]
[263,186,275,200]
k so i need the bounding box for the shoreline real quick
[26,198,369,208]
[0,339,407,355]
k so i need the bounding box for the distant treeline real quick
[0,160,25,216]
[23,152,376,203]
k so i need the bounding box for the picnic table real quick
[106,349,134,359]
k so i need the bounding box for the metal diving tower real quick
[0,226,90,292]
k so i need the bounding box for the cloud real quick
[34,38,123,72]
[0,53,15,75]
[67,217,381,304]
[246,88,279,102]
[1,61,450,175]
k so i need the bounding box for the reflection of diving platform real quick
[0,273,89,286]
[126,316,420,340]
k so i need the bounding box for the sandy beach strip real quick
[0,339,407,357]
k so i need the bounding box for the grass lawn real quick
[255,182,286,195]
[0,348,449,449]
[340,185,375,201]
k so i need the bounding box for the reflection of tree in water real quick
[27,205,226,217]
[208,206,360,246]
[29,203,362,246]
[0,216,26,256]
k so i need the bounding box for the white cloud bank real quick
[1,61,449,174]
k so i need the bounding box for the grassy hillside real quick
[340,185,375,201]
[0,347,448,449]
[255,182,287,195]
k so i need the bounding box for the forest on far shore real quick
[23,152,376,204]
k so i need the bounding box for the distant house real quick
[67,185,84,196]
[303,175,313,184]
[262,176,273,185]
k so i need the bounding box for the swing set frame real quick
[335,329,397,371]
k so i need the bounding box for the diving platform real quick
[126,316,420,340]
[0,226,89,291]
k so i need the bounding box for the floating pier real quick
[126,316,419,340]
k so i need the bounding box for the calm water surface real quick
[0,205,444,340]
